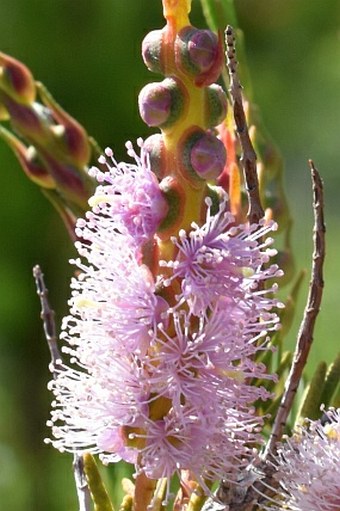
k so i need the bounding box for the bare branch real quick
[225,26,264,224]
[33,265,92,511]
[73,454,92,511]
[263,161,326,457]
[32,264,63,377]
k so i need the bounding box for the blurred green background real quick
[0,0,339,509]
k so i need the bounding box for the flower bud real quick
[142,30,163,75]
[205,84,228,127]
[191,132,226,179]
[138,78,185,128]
[176,27,223,86]
[157,176,185,240]
[0,126,55,188]
[41,152,92,209]
[1,95,46,139]
[179,129,226,182]
[143,133,166,178]
[0,52,36,104]
[38,82,91,168]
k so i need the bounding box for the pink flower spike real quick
[88,140,168,248]
[160,193,282,316]
[266,408,340,511]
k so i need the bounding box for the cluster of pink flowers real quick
[47,140,283,489]
[267,408,340,511]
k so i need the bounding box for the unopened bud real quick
[0,126,55,188]
[180,129,226,182]
[205,84,228,127]
[138,78,185,128]
[176,27,223,86]
[38,82,91,168]
[158,176,185,239]
[191,133,226,179]
[188,29,218,72]
[41,153,91,209]
[142,30,163,75]
[2,97,45,138]
[143,134,166,178]
[0,52,36,104]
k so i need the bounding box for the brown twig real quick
[32,264,63,377]
[73,454,92,511]
[33,265,91,511]
[201,162,325,511]
[225,26,264,224]
[263,161,325,458]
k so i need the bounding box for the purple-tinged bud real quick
[139,82,171,127]
[138,78,185,128]
[176,27,223,86]
[157,176,185,240]
[179,129,226,182]
[142,30,163,75]
[1,95,46,138]
[0,52,36,104]
[205,84,228,127]
[40,151,91,209]
[38,83,91,168]
[0,126,55,188]
[190,132,226,179]
[143,134,166,178]
[188,30,218,72]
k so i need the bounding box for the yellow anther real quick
[324,424,340,442]
[74,297,98,309]
[88,194,111,208]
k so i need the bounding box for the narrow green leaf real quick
[276,351,293,379]
[199,0,238,31]
[83,453,115,511]
[296,362,327,424]
[263,392,283,419]
[320,353,340,408]
[200,0,253,94]
[255,351,293,396]
[332,382,340,408]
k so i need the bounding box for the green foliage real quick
[83,454,115,511]
[296,355,340,424]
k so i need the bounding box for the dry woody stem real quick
[264,161,326,457]
[225,26,264,224]
[73,454,93,511]
[33,264,92,511]
[202,162,326,511]
[33,264,63,377]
